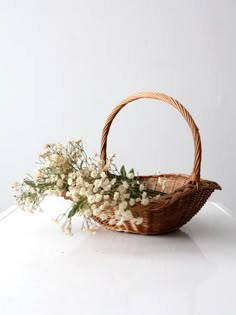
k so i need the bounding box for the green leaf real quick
[68,206,78,218]
[129,168,134,174]
[68,201,82,218]
[24,180,36,187]
[120,165,126,178]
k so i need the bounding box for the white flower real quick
[55,143,63,150]
[70,188,77,196]
[14,137,155,235]
[118,185,126,194]
[136,217,143,225]
[79,187,86,196]
[129,198,135,206]
[99,213,108,221]
[56,179,63,187]
[90,170,97,178]
[29,187,36,194]
[104,184,111,192]
[76,176,84,185]
[108,218,116,225]
[142,191,147,198]
[88,195,95,204]
[93,208,101,216]
[86,189,92,197]
[103,201,110,207]
[25,197,31,205]
[141,198,149,206]
[71,172,77,179]
[114,192,119,201]
[139,184,145,191]
[68,178,73,186]
[124,193,130,199]
[122,181,129,189]
[94,179,101,188]
[97,160,104,169]
[88,164,95,172]
[95,194,102,203]
[93,187,98,193]
[118,201,128,211]
[111,178,117,185]
[102,178,110,188]
[121,210,133,221]
[101,172,106,178]
[127,172,134,179]
[117,219,124,226]
[84,209,92,217]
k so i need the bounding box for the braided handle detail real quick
[100,92,202,182]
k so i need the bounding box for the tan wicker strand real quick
[100,92,202,182]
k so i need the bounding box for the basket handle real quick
[100,92,202,182]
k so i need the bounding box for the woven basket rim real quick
[103,172,221,211]
[137,173,220,209]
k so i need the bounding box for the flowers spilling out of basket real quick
[13,139,166,234]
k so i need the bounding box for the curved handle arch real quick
[100,92,202,182]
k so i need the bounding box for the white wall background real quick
[0,0,235,213]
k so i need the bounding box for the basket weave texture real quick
[72,92,220,234]
[91,92,221,234]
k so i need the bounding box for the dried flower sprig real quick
[13,139,165,234]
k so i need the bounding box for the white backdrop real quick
[0,0,235,213]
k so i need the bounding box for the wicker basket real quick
[90,92,221,235]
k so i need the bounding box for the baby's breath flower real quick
[101,172,106,178]
[95,194,102,203]
[93,208,101,216]
[139,184,145,191]
[119,201,128,211]
[99,213,108,221]
[118,185,126,194]
[90,170,97,178]
[141,198,149,206]
[79,187,86,196]
[88,195,95,204]
[127,173,134,179]
[84,209,92,217]
[14,138,164,235]
[122,181,129,189]
[142,191,147,198]
[110,178,117,185]
[114,192,119,201]
[108,218,116,225]
[136,217,143,225]
[103,201,110,208]
[129,198,135,206]
[57,179,64,187]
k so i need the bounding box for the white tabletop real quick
[0,198,235,315]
